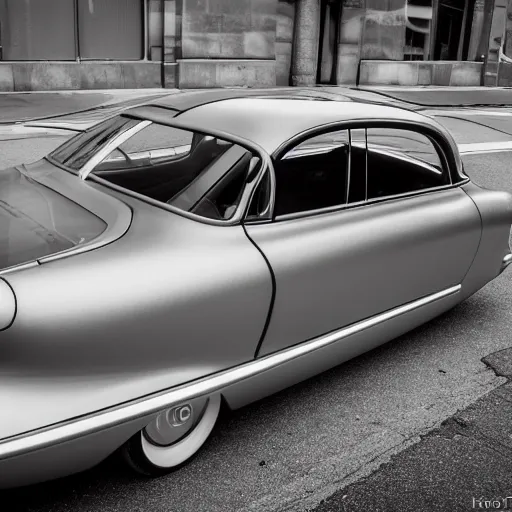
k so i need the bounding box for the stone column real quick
[162,0,180,88]
[291,0,321,86]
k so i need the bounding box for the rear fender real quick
[461,182,512,298]
[0,278,16,331]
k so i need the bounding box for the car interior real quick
[272,138,447,217]
[366,147,448,199]
[92,134,255,219]
[273,145,350,216]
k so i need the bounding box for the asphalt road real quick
[1,109,512,512]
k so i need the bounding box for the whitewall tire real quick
[122,394,221,476]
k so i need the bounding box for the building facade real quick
[0,0,511,90]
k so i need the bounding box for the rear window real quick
[0,168,107,271]
[50,116,139,171]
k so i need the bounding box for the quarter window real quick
[274,130,350,216]
[50,116,139,171]
[366,128,449,199]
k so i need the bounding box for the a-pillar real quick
[291,0,321,86]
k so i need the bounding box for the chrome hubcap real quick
[144,397,208,447]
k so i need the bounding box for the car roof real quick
[151,87,354,111]
[125,88,450,156]
[172,97,437,154]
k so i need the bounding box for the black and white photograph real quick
[1,1,512,511]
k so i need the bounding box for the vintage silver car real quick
[1,89,511,488]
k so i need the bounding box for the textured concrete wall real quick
[276,0,295,85]
[178,59,276,87]
[337,1,365,84]
[0,62,162,92]
[181,0,277,59]
[360,60,482,86]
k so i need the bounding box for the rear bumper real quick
[500,253,512,274]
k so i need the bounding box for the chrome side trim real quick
[0,284,461,460]
[0,260,40,277]
[500,253,512,274]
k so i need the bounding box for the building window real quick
[404,0,477,61]
[0,0,152,61]
[404,28,428,61]
[404,0,433,61]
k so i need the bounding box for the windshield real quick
[49,116,140,171]
[0,167,107,271]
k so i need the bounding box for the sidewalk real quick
[0,89,174,124]
[355,86,512,107]
[312,348,512,512]
[3,86,512,126]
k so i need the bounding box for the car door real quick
[244,124,482,357]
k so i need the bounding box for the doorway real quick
[433,0,476,60]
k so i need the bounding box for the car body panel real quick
[0,91,511,488]
[247,188,481,356]
[0,414,154,489]
[222,283,463,410]
[0,159,132,274]
[0,181,272,440]
[0,284,461,489]
[460,182,512,298]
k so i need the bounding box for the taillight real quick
[0,278,16,331]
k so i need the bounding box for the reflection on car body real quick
[0,89,511,489]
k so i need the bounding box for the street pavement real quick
[0,89,170,124]
[312,349,512,512]
[1,88,512,512]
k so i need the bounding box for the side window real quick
[366,128,449,199]
[273,130,350,216]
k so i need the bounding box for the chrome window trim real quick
[0,284,462,460]
[273,118,463,183]
[79,120,152,180]
[271,182,467,224]
[243,159,277,223]
[346,130,352,204]
[268,122,455,223]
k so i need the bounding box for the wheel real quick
[122,394,221,476]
